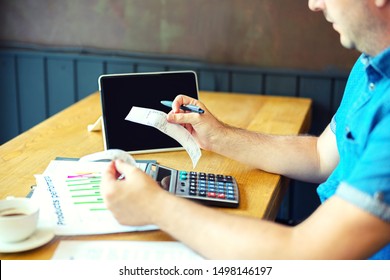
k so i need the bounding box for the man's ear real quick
[375,0,388,8]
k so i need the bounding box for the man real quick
[101,0,390,259]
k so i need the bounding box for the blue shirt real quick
[317,47,390,259]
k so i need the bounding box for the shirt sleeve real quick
[335,114,390,222]
[330,115,336,134]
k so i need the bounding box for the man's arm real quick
[209,124,339,183]
[102,160,390,259]
[156,191,390,259]
[168,95,339,184]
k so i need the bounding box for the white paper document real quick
[32,160,158,235]
[125,106,201,167]
[52,240,204,260]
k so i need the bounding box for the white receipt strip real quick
[125,106,201,167]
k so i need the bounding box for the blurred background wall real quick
[0,0,359,71]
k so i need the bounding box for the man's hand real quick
[101,160,165,226]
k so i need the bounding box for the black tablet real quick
[98,71,199,153]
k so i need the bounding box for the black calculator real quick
[145,163,239,208]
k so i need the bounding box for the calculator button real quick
[217,193,226,199]
[227,195,235,200]
[178,170,238,207]
[207,192,216,198]
[217,188,225,194]
[199,190,206,197]
[225,176,233,182]
[216,175,224,181]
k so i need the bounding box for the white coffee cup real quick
[0,197,40,243]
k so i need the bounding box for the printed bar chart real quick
[66,173,107,211]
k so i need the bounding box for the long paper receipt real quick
[125,106,201,167]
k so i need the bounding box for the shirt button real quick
[369,83,375,90]
[374,192,384,201]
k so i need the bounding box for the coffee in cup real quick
[0,197,39,243]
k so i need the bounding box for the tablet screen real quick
[99,71,199,153]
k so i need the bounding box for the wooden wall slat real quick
[299,77,332,135]
[0,54,19,143]
[17,55,47,131]
[106,61,135,75]
[46,58,76,116]
[76,59,104,100]
[265,74,298,97]
[231,72,263,94]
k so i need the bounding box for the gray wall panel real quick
[231,72,263,94]
[265,75,297,97]
[17,56,47,131]
[299,77,332,135]
[0,55,19,143]
[47,58,76,116]
[76,59,104,100]
[106,61,135,75]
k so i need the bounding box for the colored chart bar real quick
[66,173,107,211]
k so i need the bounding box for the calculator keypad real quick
[177,171,239,207]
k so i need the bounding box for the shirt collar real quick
[361,47,390,79]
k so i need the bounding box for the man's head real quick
[308,0,390,56]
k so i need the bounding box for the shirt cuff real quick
[336,182,390,223]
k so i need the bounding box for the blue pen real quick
[160,100,204,114]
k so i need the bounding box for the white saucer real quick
[0,227,55,253]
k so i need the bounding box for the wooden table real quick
[0,91,311,259]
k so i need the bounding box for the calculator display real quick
[155,166,172,191]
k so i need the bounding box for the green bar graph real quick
[66,173,107,211]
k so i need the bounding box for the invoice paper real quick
[32,160,158,235]
[125,106,201,168]
[52,240,204,260]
